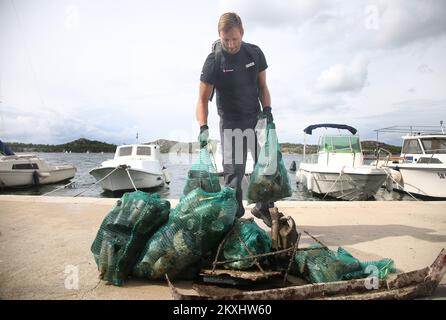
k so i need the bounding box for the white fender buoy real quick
[385,169,402,192]
[162,167,171,185]
[391,169,402,183]
[307,173,313,191]
[385,176,393,192]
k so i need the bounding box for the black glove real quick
[198,125,209,148]
[263,106,273,124]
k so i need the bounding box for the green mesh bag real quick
[183,147,221,195]
[223,219,272,270]
[336,247,396,280]
[132,187,237,280]
[294,245,396,283]
[248,121,292,203]
[91,191,170,286]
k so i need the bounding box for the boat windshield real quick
[136,146,151,156]
[118,146,133,157]
[12,163,39,169]
[420,137,446,154]
[319,136,361,153]
[402,139,422,154]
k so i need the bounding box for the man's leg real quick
[223,163,246,218]
[220,119,249,218]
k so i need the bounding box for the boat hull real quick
[89,167,164,192]
[297,167,387,200]
[0,166,76,188]
[387,165,446,199]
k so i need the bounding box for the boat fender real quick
[307,174,313,191]
[390,169,402,184]
[385,176,393,193]
[162,166,171,185]
[32,170,40,185]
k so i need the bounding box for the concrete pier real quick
[0,195,445,300]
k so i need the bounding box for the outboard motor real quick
[289,160,297,171]
[32,170,40,185]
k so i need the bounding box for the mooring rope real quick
[42,180,77,196]
[124,167,138,191]
[322,168,345,200]
[72,166,121,197]
[383,167,419,201]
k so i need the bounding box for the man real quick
[195,12,274,225]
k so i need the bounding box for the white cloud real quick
[218,0,330,29]
[374,0,446,48]
[317,56,369,93]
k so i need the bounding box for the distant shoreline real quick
[4,138,401,155]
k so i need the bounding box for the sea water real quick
[0,152,413,201]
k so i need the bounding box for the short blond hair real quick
[218,12,244,34]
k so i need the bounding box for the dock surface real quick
[0,195,445,300]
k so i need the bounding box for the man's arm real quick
[258,70,271,109]
[196,81,214,126]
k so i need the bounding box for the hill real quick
[4,138,401,155]
[5,138,117,153]
[361,140,401,155]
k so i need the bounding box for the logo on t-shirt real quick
[245,62,255,68]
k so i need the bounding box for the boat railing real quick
[374,124,445,139]
[372,148,392,168]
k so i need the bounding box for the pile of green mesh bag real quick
[133,187,237,280]
[248,119,292,204]
[293,245,396,283]
[222,219,272,270]
[91,146,239,285]
[90,191,170,286]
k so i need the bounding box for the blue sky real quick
[1,0,445,146]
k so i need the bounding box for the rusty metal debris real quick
[270,207,299,253]
[200,268,282,281]
[210,212,301,277]
[283,233,300,285]
[202,210,302,286]
[166,248,446,300]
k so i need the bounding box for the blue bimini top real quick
[0,140,15,156]
[303,124,358,135]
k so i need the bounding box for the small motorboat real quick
[296,124,387,200]
[89,144,170,192]
[372,124,446,199]
[0,140,76,188]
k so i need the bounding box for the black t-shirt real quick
[200,42,268,120]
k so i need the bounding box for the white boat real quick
[89,144,170,192]
[209,142,255,176]
[372,125,446,199]
[296,124,387,200]
[0,141,76,188]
